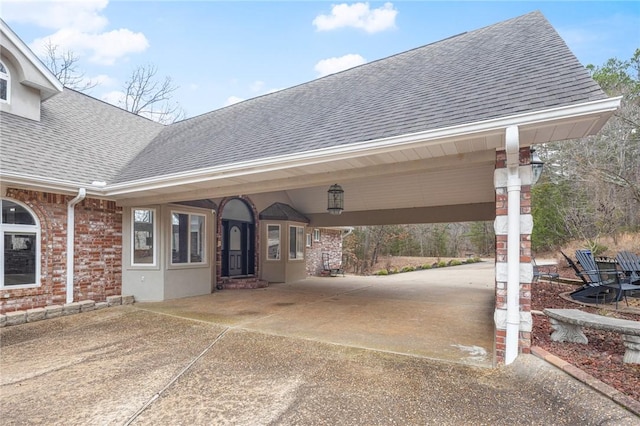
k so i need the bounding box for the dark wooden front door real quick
[222,220,255,277]
[228,223,243,276]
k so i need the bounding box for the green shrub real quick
[401,266,415,273]
[421,264,432,269]
[586,240,608,256]
[375,269,389,275]
[449,259,462,266]
[437,260,447,268]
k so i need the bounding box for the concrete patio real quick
[136,261,496,367]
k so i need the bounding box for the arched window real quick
[1,199,40,288]
[0,60,9,103]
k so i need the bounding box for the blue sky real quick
[3,1,639,120]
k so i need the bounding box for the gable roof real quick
[115,11,607,184]
[259,202,310,223]
[1,11,618,203]
[0,18,62,100]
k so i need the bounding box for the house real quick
[0,12,619,364]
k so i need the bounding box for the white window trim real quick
[266,224,281,261]
[1,198,40,289]
[289,225,305,261]
[313,228,320,242]
[131,208,157,267]
[170,210,207,266]
[306,233,312,248]
[0,60,10,104]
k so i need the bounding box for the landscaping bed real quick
[531,280,640,402]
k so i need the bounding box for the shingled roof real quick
[115,11,606,184]
[0,89,163,185]
[1,11,608,189]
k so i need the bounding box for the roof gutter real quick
[66,188,86,303]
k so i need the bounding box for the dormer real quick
[0,19,63,121]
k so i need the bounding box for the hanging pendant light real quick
[327,184,344,215]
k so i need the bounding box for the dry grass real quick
[538,232,640,267]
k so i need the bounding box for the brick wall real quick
[1,189,122,314]
[494,148,533,365]
[305,228,343,275]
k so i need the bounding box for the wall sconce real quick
[530,149,544,185]
[327,184,344,215]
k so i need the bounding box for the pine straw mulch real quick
[531,280,640,402]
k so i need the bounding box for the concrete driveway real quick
[1,262,638,425]
[136,261,496,367]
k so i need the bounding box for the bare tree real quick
[122,64,185,124]
[41,41,97,92]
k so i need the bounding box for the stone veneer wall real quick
[493,148,533,365]
[305,228,343,275]
[1,189,122,314]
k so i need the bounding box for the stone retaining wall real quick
[0,295,134,328]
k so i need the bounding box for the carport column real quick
[493,134,534,365]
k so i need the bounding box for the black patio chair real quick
[615,251,640,285]
[532,256,559,284]
[595,259,640,309]
[562,250,617,304]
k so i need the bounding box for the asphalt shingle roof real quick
[1,89,163,185]
[259,202,310,223]
[2,12,607,187]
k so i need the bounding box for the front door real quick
[220,199,256,278]
[228,222,243,276]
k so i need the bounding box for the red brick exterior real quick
[1,189,122,314]
[305,228,343,275]
[494,148,533,364]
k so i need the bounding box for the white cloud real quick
[3,0,148,66]
[101,90,125,107]
[91,74,117,86]
[225,96,245,106]
[32,28,149,66]
[314,54,366,77]
[2,0,109,32]
[250,80,265,92]
[313,2,397,33]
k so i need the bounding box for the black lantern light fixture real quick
[327,184,344,215]
[530,149,544,185]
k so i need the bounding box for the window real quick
[267,224,280,260]
[313,228,320,242]
[1,199,40,288]
[306,233,312,247]
[132,208,156,266]
[289,225,304,260]
[0,61,9,103]
[171,212,205,264]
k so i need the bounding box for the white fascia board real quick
[1,19,63,98]
[0,171,109,198]
[103,97,620,197]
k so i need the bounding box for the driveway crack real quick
[123,327,230,425]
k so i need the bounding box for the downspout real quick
[505,126,521,365]
[66,188,86,303]
[341,227,354,239]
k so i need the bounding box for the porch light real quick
[327,184,344,215]
[530,149,544,185]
